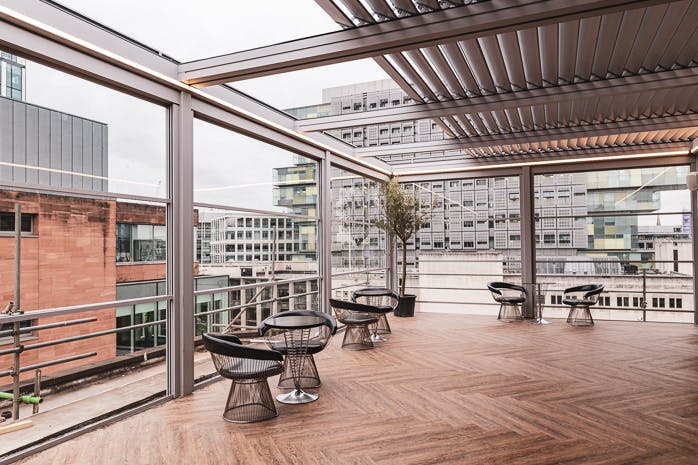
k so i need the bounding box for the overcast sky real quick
[20,0,391,208]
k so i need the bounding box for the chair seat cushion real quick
[272,340,325,355]
[220,358,283,380]
[339,313,380,325]
[563,298,596,306]
[497,296,525,304]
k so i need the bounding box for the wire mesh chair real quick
[258,310,337,389]
[329,299,380,350]
[563,284,604,326]
[487,282,527,322]
[351,288,399,336]
[202,333,284,423]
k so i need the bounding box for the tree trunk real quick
[401,238,408,296]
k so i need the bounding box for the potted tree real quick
[376,179,431,317]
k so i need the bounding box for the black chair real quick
[487,282,527,322]
[258,310,337,389]
[563,284,604,326]
[329,299,380,350]
[351,288,399,337]
[202,333,283,423]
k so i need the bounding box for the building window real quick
[116,223,166,263]
[0,319,35,345]
[0,212,34,234]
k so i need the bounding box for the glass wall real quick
[534,166,694,323]
[193,119,320,381]
[330,167,387,300]
[0,52,169,455]
[397,176,522,315]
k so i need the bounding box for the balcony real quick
[0,0,697,463]
[7,314,698,464]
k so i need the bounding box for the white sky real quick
[19,0,390,207]
[55,0,390,109]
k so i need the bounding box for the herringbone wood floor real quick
[18,314,698,465]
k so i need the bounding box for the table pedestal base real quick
[529,317,552,325]
[369,334,387,342]
[277,389,318,404]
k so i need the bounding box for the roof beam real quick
[179,0,672,86]
[392,142,689,178]
[354,114,698,157]
[295,67,698,131]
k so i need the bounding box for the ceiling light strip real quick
[395,149,690,177]
[0,5,391,177]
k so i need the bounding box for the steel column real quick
[320,154,334,309]
[168,93,195,397]
[520,166,536,318]
[689,156,698,325]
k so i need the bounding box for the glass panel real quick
[330,166,388,298]
[534,166,694,323]
[1,56,167,198]
[0,51,168,451]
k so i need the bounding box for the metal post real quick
[168,93,195,397]
[641,269,647,322]
[12,204,22,420]
[689,154,698,324]
[32,370,41,415]
[319,153,333,311]
[520,166,536,318]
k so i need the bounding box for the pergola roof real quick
[308,0,698,167]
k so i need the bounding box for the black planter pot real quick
[395,294,416,317]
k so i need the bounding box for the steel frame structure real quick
[0,0,696,461]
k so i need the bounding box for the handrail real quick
[330,267,387,278]
[0,295,171,324]
[193,275,319,296]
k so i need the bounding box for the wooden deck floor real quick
[17,314,698,465]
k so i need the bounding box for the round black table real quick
[261,313,327,404]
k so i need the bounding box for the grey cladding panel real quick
[12,101,26,183]
[0,98,12,180]
[0,97,106,191]
[37,107,50,185]
[25,105,39,185]
[72,116,83,189]
[61,113,72,188]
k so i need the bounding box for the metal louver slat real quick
[377,55,427,102]
[387,53,438,101]
[338,0,376,23]
[517,106,534,131]
[497,31,526,91]
[642,0,692,70]
[531,104,546,129]
[609,7,646,75]
[466,113,488,135]
[442,116,466,137]
[538,24,559,85]
[592,12,623,78]
[517,28,542,88]
[459,39,496,94]
[574,16,601,82]
[544,102,558,128]
[504,108,523,132]
[675,24,698,67]
[490,109,511,133]
[477,35,511,93]
[404,50,451,100]
[558,20,580,84]
[452,115,477,136]
[422,46,467,98]
[557,100,572,126]
[391,0,419,16]
[658,0,698,69]
[362,0,397,20]
[624,6,667,72]
[440,43,481,96]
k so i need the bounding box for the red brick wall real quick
[0,191,116,381]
